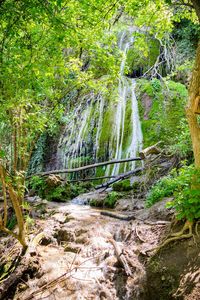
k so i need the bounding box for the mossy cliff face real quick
[29,31,190,176]
[136,78,189,150]
[53,78,188,175]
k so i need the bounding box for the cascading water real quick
[111,30,143,175]
[55,29,143,178]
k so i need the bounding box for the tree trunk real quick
[187,43,200,169]
[192,0,200,22]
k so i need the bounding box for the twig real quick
[135,227,146,243]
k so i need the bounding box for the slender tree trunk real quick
[187,43,200,169]
[7,182,27,248]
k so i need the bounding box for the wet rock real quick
[64,243,82,253]
[115,198,145,211]
[54,228,75,242]
[134,197,174,221]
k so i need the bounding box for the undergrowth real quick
[146,165,200,222]
[28,176,93,202]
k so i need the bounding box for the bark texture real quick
[192,0,200,22]
[187,42,200,168]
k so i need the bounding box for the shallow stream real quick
[16,193,167,300]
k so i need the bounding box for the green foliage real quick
[6,214,17,231]
[103,191,119,208]
[169,119,192,159]
[146,165,200,221]
[45,185,70,202]
[146,173,179,208]
[137,78,190,155]
[28,176,91,202]
[28,176,47,198]
[167,167,200,221]
[125,37,160,76]
[113,179,132,192]
[174,19,200,64]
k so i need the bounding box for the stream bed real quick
[13,193,169,300]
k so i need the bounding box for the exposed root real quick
[146,221,197,254]
[171,220,193,237]
[157,233,193,250]
[155,221,194,252]
[195,220,200,237]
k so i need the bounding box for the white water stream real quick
[112,30,143,175]
[56,29,143,177]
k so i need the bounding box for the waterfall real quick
[54,29,143,178]
[124,79,143,172]
[111,31,143,175]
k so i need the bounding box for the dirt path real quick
[12,197,169,300]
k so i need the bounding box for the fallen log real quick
[101,211,171,225]
[69,175,116,183]
[108,238,132,276]
[139,142,162,159]
[95,167,143,190]
[101,211,135,221]
[27,157,142,178]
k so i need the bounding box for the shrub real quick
[103,191,119,208]
[146,165,200,222]
[167,167,200,221]
[28,175,47,198]
[113,179,132,192]
[146,173,179,208]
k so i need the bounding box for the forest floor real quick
[0,190,172,300]
[1,190,199,300]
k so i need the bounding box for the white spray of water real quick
[56,29,143,177]
[111,30,142,175]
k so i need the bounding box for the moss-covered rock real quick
[113,179,132,192]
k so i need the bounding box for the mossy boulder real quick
[113,179,132,192]
[90,191,120,208]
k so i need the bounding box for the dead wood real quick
[108,238,132,276]
[139,142,162,159]
[27,157,142,178]
[95,167,143,190]
[101,211,171,226]
[100,211,135,221]
[0,232,48,300]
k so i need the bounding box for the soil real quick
[0,192,199,300]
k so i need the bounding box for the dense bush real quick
[103,191,119,208]
[146,173,179,208]
[146,165,200,221]
[28,176,91,202]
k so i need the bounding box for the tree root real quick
[155,221,195,252]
